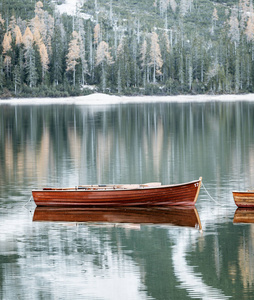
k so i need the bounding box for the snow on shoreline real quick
[1,93,254,106]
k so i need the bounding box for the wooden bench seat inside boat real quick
[43,182,162,191]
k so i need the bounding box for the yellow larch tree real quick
[39,43,49,81]
[22,26,38,87]
[169,0,177,13]
[66,31,81,86]
[213,7,218,22]
[150,31,163,83]
[30,15,42,37]
[228,6,240,48]
[33,28,43,47]
[245,3,254,42]
[2,32,12,77]
[245,14,254,42]
[35,1,44,19]
[140,38,149,85]
[95,41,113,66]
[95,40,113,92]
[211,7,219,34]
[30,1,54,54]
[239,0,250,29]
[2,32,12,54]
[14,25,23,46]
[22,26,34,50]
[94,24,100,45]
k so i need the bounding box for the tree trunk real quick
[73,67,76,86]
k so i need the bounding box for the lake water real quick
[0,100,254,299]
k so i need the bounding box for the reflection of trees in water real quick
[1,212,253,299]
[237,226,254,290]
[119,225,183,299]
[1,223,163,299]
[186,220,254,298]
[172,229,231,299]
[1,102,254,188]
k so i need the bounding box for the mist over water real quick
[0,100,254,299]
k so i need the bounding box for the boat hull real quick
[32,177,202,207]
[33,206,202,229]
[232,191,254,208]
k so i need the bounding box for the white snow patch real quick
[55,0,92,19]
[81,84,97,90]
[1,93,254,106]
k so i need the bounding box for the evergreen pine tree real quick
[0,56,5,90]
[13,64,21,95]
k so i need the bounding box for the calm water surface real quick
[0,100,254,299]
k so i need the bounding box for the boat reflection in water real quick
[233,208,254,224]
[33,206,202,229]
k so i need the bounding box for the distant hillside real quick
[0,0,253,98]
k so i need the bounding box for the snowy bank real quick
[1,93,254,106]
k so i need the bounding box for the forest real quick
[0,0,254,97]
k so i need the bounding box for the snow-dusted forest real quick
[0,0,254,97]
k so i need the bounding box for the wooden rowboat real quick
[33,206,202,229]
[232,191,254,208]
[32,177,202,207]
[233,208,254,223]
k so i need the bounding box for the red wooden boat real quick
[232,191,254,208]
[32,177,202,207]
[33,206,202,229]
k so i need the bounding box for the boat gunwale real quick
[233,191,254,194]
[33,178,202,193]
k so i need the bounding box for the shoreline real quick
[0,93,254,105]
